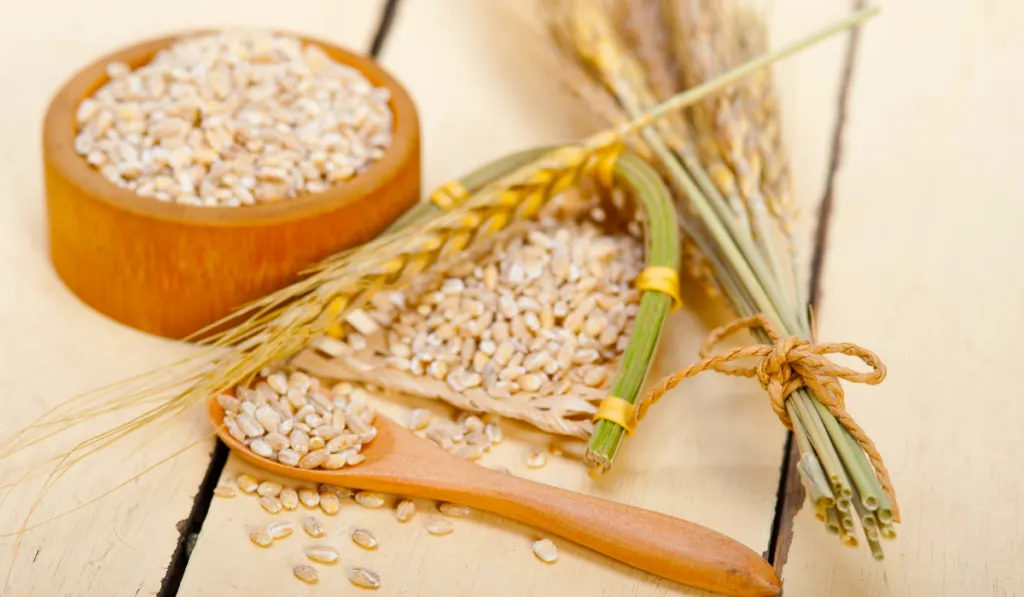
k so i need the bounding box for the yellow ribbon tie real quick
[593,396,637,436]
[635,266,682,312]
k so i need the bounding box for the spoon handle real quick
[432,463,780,597]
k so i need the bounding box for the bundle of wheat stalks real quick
[0,3,882,572]
[541,0,897,557]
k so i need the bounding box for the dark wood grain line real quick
[369,0,404,58]
[768,0,867,577]
[157,441,228,597]
[808,0,865,311]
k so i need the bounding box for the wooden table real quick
[0,1,1020,595]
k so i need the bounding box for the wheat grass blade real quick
[587,152,678,468]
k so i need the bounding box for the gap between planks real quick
[156,442,229,597]
[767,0,867,576]
[153,7,403,595]
[369,0,404,58]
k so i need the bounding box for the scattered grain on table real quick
[298,487,320,508]
[302,516,326,538]
[533,539,559,563]
[305,544,340,564]
[351,528,379,549]
[293,564,320,584]
[248,526,273,547]
[425,515,454,536]
[320,492,340,515]
[236,473,258,493]
[438,502,471,518]
[259,496,282,514]
[347,567,381,589]
[395,499,417,522]
[354,491,385,509]
[213,485,236,498]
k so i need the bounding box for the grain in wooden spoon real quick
[209,398,781,597]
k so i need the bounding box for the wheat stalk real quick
[663,0,798,306]
[732,5,805,308]
[607,0,685,114]
[734,5,799,238]
[544,0,896,556]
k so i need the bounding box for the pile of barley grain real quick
[219,370,377,469]
[346,204,643,403]
[407,407,504,461]
[74,30,393,207]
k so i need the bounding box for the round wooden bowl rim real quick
[43,29,419,228]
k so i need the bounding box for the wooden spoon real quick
[210,399,780,597]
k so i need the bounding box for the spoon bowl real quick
[210,397,780,597]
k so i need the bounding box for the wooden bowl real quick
[43,31,421,339]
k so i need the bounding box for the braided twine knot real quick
[636,314,898,516]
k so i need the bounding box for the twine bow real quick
[635,314,898,518]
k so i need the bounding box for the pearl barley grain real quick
[267,521,293,539]
[280,487,299,510]
[347,567,381,589]
[351,528,379,550]
[355,491,385,509]
[305,544,340,564]
[438,502,471,517]
[249,526,273,547]
[302,516,326,538]
[257,481,282,498]
[259,496,283,514]
[320,492,341,515]
[298,488,320,509]
[533,539,559,563]
[395,499,417,522]
[236,474,258,494]
[213,485,236,498]
[425,516,454,536]
[293,564,319,584]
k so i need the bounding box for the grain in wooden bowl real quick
[43,29,421,338]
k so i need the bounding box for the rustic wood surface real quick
[3,0,1014,596]
[780,0,1024,595]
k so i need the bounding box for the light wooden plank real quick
[176,1,855,595]
[780,1,1024,595]
[0,2,384,595]
[375,0,594,191]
